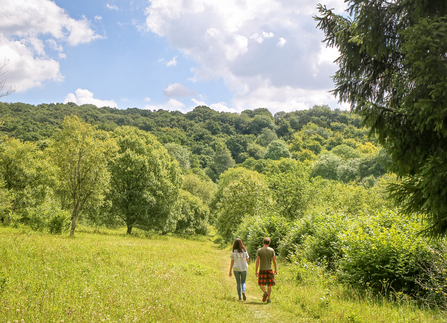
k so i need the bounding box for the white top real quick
[230,250,249,271]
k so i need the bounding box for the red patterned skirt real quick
[258,270,275,286]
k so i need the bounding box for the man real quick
[255,237,277,303]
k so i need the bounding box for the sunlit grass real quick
[0,226,445,322]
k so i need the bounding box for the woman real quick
[229,238,249,301]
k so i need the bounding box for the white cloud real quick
[250,33,263,44]
[163,83,197,97]
[0,0,102,92]
[0,0,102,45]
[191,98,238,113]
[144,99,185,111]
[64,88,118,108]
[106,4,119,11]
[144,0,347,112]
[0,35,63,92]
[166,56,177,67]
[144,97,151,102]
[95,15,102,22]
[277,37,287,47]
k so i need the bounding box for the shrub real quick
[26,196,70,234]
[235,215,289,259]
[337,209,440,298]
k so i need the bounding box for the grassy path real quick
[215,244,312,323]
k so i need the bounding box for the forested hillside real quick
[1,102,446,311]
[0,102,386,183]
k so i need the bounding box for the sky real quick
[0,0,350,114]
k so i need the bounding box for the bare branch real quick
[0,59,17,98]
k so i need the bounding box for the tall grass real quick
[0,226,445,322]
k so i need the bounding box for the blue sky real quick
[0,0,349,114]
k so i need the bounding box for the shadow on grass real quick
[243,301,268,306]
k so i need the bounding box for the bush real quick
[26,196,70,234]
[336,209,440,298]
[235,215,289,259]
[169,190,209,235]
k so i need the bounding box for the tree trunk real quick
[70,214,77,236]
[127,226,133,235]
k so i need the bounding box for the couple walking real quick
[228,237,277,303]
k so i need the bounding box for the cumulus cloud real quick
[163,83,197,97]
[0,35,63,92]
[144,0,347,112]
[0,0,102,92]
[144,98,185,111]
[64,88,118,108]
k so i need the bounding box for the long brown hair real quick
[232,238,247,253]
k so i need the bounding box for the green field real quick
[0,227,444,323]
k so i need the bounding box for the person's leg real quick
[234,270,242,299]
[267,285,272,300]
[241,271,247,300]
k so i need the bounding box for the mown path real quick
[213,242,314,323]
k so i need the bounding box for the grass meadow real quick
[0,226,445,322]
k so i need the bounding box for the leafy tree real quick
[108,126,182,234]
[48,116,116,236]
[316,1,447,235]
[249,115,275,135]
[264,140,291,160]
[331,144,362,160]
[0,136,55,217]
[215,168,273,242]
[164,143,191,170]
[169,190,209,235]
[311,153,343,181]
[256,128,278,147]
[206,141,235,182]
[226,135,253,163]
[266,160,311,219]
[182,173,216,206]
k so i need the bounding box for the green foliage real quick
[206,141,235,182]
[236,215,290,259]
[337,210,439,298]
[169,190,209,235]
[48,115,117,236]
[315,1,447,235]
[215,168,273,242]
[264,140,291,160]
[266,159,311,219]
[26,194,70,234]
[108,126,182,234]
[182,173,216,206]
[331,144,362,160]
[164,143,191,169]
[0,137,55,216]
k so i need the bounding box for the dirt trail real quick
[215,245,313,323]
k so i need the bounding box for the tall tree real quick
[108,126,182,234]
[48,116,116,236]
[315,1,447,235]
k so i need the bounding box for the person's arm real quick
[272,256,277,275]
[255,256,260,276]
[246,251,249,262]
[229,259,234,277]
